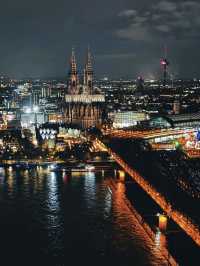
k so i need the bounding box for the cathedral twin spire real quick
[70,48,77,76]
[68,48,79,94]
[68,48,93,95]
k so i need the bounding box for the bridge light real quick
[158,214,168,232]
[118,170,125,182]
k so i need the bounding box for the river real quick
[0,165,170,266]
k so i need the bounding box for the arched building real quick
[149,113,200,129]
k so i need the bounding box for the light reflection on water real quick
[47,171,59,212]
[84,171,96,209]
[111,181,168,266]
[104,189,112,219]
[0,165,168,265]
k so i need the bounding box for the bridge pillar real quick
[158,214,168,232]
[118,170,126,182]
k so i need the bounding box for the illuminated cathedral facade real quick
[63,48,105,128]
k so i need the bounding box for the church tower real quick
[64,47,105,128]
[68,48,79,94]
[83,47,93,94]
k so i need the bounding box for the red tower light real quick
[160,59,169,66]
[160,58,169,66]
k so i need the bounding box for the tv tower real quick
[160,46,169,87]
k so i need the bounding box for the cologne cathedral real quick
[63,49,105,128]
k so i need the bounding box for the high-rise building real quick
[41,85,51,98]
[32,89,41,106]
[63,49,105,128]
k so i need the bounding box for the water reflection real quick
[84,172,96,209]
[0,167,5,184]
[104,188,112,219]
[155,230,167,249]
[0,165,170,265]
[6,167,16,198]
[46,171,60,213]
[111,179,169,266]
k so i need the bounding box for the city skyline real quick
[0,1,200,265]
[0,0,200,79]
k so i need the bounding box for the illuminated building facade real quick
[149,113,200,129]
[63,48,105,128]
[37,124,84,150]
[109,111,149,128]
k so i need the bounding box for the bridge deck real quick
[95,139,200,247]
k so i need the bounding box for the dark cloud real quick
[116,1,200,40]
[0,0,199,78]
[154,1,177,12]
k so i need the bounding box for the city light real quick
[0,36,199,266]
[158,214,168,231]
[95,139,200,247]
[25,107,31,114]
[33,105,39,113]
[0,1,200,265]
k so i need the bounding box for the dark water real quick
[0,165,168,266]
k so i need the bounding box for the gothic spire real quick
[84,46,93,94]
[86,46,93,73]
[70,47,77,75]
[68,47,79,94]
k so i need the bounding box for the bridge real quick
[94,138,200,247]
[103,128,196,143]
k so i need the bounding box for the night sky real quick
[0,0,199,79]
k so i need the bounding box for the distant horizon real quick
[1,74,200,82]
